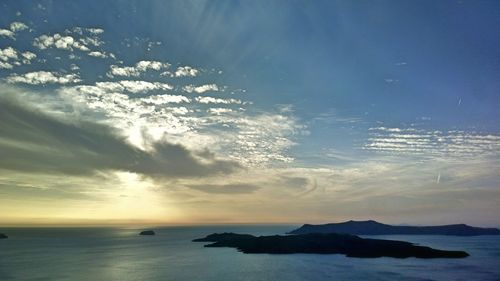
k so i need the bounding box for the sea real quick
[1,225,500,281]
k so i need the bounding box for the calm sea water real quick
[1,225,500,281]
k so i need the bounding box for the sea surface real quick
[1,225,500,281]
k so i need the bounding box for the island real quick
[193,232,468,258]
[139,230,155,236]
[0,233,7,239]
[288,220,500,236]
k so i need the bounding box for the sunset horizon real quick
[1,1,499,280]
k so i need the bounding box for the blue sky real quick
[0,0,499,226]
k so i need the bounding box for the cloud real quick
[70,27,103,35]
[87,28,104,35]
[0,29,15,39]
[0,94,239,178]
[136,60,168,71]
[175,66,199,77]
[0,21,28,39]
[0,47,36,69]
[187,183,260,194]
[107,60,170,77]
[183,84,219,93]
[32,29,107,56]
[207,108,234,115]
[108,65,139,77]
[67,80,174,97]
[0,47,19,61]
[279,176,310,189]
[363,126,500,159]
[118,80,173,93]
[142,94,190,104]
[59,82,303,166]
[88,51,108,58]
[34,34,90,51]
[20,51,36,63]
[0,47,18,69]
[9,22,29,32]
[195,96,242,104]
[6,71,81,84]
[0,61,13,69]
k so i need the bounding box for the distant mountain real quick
[288,220,500,236]
[193,232,469,258]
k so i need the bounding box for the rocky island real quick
[0,233,7,239]
[139,230,155,236]
[193,232,468,258]
[288,220,500,236]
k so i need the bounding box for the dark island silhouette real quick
[288,220,500,236]
[139,230,155,236]
[193,232,468,259]
[0,233,7,239]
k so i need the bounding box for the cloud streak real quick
[6,71,81,84]
[363,127,500,159]
[187,183,260,194]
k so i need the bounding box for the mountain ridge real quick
[288,220,500,236]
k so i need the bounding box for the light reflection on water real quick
[1,225,500,281]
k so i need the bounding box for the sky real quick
[0,0,499,226]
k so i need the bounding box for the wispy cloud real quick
[195,96,242,104]
[187,183,260,194]
[183,84,219,93]
[6,71,81,84]
[364,126,500,159]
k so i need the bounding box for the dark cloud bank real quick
[0,95,239,178]
[187,183,260,194]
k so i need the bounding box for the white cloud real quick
[117,80,173,93]
[57,81,302,167]
[0,47,36,68]
[0,61,13,69]
[88,51,107,58]
[0,29,15,39]
[33,30,106,53]
[1,23,301,168]
[364,126,500,159]
[34,34,80,50]
[142,94,190,104]
[107,60,170,77]
[70,80,174,96]
[21,51,36,61]
[6,71,82,85]
[87,28,104,35]
[136,60,169,71]
[70,27,104,35]
[175,66,199,77]
[184,84,219,93]
[108,65,139,77]
[207,108,234,115]
[9,22,29,32]
[0,47,18,61]
[195,96,241,104]
[54,35,75,50]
